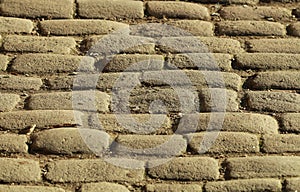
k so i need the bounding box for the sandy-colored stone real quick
[281,113,300,133]
[0,17,33,33]
[262,134,300,153]
[205,179,282,192]
[0,75,42,90]
[246,91,300,112]
[285,178,300,192]
[195,0,258,5]
[0,110,81,130]
[146,184,202,192]
[287,22,300,37]
[217,21,285,36]
[78,0,144,19]
[28,91,110,112]
[40,20,129,35]
[147,1,210,20]
[0,94,20,112]
[0,134,28,153]
[167,20,214,36]
[81,182,129,192]
[187,132,259,154]
[227,156,300,179]
[246,39,300,53]
[0,55,10,71]
[45,159,144,182]
[3,35,76,54]
[0,185,65,192]
[0,158,41,182]
[148,157,219,181]
[12,54,95,74]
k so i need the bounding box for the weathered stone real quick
[0,134,28,153]
[0,185,65,192]
[81,182,129,192]
[287,22,300,37]
[0,94,20,112]
[0,55,10,71]
[0,17,33,33]
[281,113,300,133]
[262,134,300,153]
[285,178,300,192]
[146,184,202,192]
[167,20,213,36]
[246,39,300,53]
[0,75,42,90]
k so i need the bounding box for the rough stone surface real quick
[12,54,95,74]
[167,20,214,36]
[28,91,110,112]
[0,110,81,130]
[95,114,172,134]
[0,0,73,19]
[220,6,292,21]
[45,159,145,182]
[287,22,300,37]
[81,182,129,192]
[0,75,42,90]
[40,20,129,35]
[31,128,110,155]
[78,0,144,19]
[0,185,65,192]
[0,134,28,153]
[235,53,300,70]
[246,91,300,112]
[0,17,33,33]
[195,0,259,4]
[285,178,300,192]
[166,53,232,71]
[205,179,282,192]
[262,134,300,153]
[179,113,278,134]
[147,2,210,20]
[217,21,285,36]
[246,71,300,90]
[187,132,259,154]
[281,113,300,133]
[227,156,300,179]
[0,55,10,71]
[0,158,41,182]
[3,35,76,54]
[0,94,20,112]
[148,157,219,181]
[112,135,187,156]
[246,39,300,53]
[146,184,202,192]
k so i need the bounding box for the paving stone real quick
[167,20,214,36]
[31,128,109,155]
[195,0,258,4]
[220,6,292,21]
[205,178,282,192]
[142,70,242,91]
[112,135,187,156]
[179,113,278,134]
[40,20,129,36]
[28,91,110,112]
[187,132,259,154]
[285,178,300,192]
[103,54,164,72]
[83,35,155,55]
[0,134,28,153]
[3,35,76,54]
[281,113,300,133]
[78,0,144,19]
[227,156,300,179]
[246,39,300,53]
[0,55,10,71]
[147,1,210,20]
[235,53,300,70]
[262,134,300,153]
[0,110,81,130]
[81,182,129,192]
[246,91,300,112]
[246,71,300,90]
[0,17,33,33]
[45,159,144,182]
[0,185,65,192]
[166,53,232,71]
[148,157,219,181]
[94,114,172,134]
[0,93,20,112]
[158,37,244,54]
[0,158,41,182]
[12,54,95,74]
[217,21,285,36]
[0,75,42,90]
[287,22,300,37]
[146,184,202,192]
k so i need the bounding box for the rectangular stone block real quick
[0,75,42,90]
[3,35,77,54]
[0,93,20,112]
[0,55,10,71]
[281,113,300,133]
[81,182,129,192]
[168,20,213,36]
[45,159,144,182]
[0,185,65,192]
[0,0,73,19]
[0,134,28,153]
[146,184,202,192]
[0,17,33,33]
[262,134,300,153]
[148,157,219,181]
[246,39,300,53]
[227,156,300,179]
[288,22,300,37]
[285,178,300,192]
[78,0,144,19]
